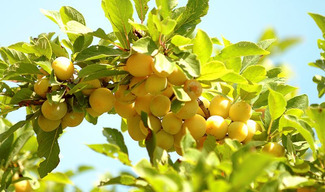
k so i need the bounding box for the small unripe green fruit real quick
[52,57,74,80]
[41,100,67,120]
[227,121,248,142]
[229,101,252,122]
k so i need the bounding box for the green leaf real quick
[193,29,213,64]
[87,143,131,166]
[129,20,149,32]
[78,64,114,77]
[230,153,274,190]
[153,53,175,76]
[73,35,93,53]
[77,64,127,81]
[40,9,64,29]
[242,65,266,83]
[0,134,13,167]
[51,41,69,57]
[171,35,192,47]
[170,99,185,113]
[75,45,124,62]
[211,37,222,45]
[10,88,33,104]
[286,94,309,110]
[147,9,160,42]
[42,172,74,185]
[309,12,325,34]
[280,175,311,189]
[172,86,191,102]
[268,89,287,120]
[202,135,217,153]
[161,18,177,36]
[60,6,86,25]
[35,124,63,178]
[90,28,117,42]
[309,59,325,72]
[238,84,262,100]
[132,37,158,55]
[181,129,196,153]
[208,180,231,192]
[224,57,242,72]
[145,131,156,165]
[260,180,280,192]
[306,104,325,153]
[36,61,52,74]
[178,52,200,78]
[9,62,40,75]
[134,159,179,192]
[99,174,138,186]
[220,72,247,84]
[155,0,178,18]
[0,47,30,64]
[278,37,301,52]
[279,115,317,158]
[174,0,209,36]
[133,0,150,22]
[198,61,228,81]
[218,41,270,60]
[14,36,53,59]
[241,39,275,72]
[4,130,33,167]
[0,117,34,144]
[103,128,128,154]
[312,75,325,98]
[121,118,128,132]
[65,21,93,34]
[101,0,133,49]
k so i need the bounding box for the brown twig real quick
[197,98,210,119]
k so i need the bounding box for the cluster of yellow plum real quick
[33,54,284,158]
[116,53,264,155]
[34,57,84,132]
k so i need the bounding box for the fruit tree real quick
[0,0,325,191]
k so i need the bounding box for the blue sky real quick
[2,0,325,191]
